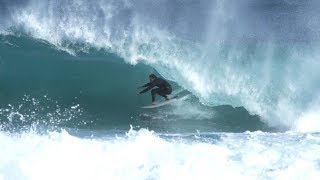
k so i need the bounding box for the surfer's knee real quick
[151,89,156,95]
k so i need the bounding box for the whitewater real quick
[1,0,320,179]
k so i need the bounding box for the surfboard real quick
[142,95,178,109]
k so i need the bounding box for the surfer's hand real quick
[136,92,140,95]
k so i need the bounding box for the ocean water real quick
[1,0,320,179]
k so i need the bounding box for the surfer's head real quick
[149,74,157,82]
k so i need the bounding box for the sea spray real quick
[1,128,320,179]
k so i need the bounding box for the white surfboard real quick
[142,96,178,109]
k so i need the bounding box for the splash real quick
[0,128,320,179]
[0,95,86,132]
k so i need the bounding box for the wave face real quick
[0,35,269,133]
[1,0,320,131]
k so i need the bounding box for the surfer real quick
[137,74,172,105]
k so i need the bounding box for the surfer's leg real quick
[152,88,169,101]
[151,88,161,102]
[160,93,169,100]
[158,89,170,100]
[163,87,172,99]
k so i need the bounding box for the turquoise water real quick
[1,0,320,179]
[0,35,268,133]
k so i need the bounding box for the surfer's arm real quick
[138,83,151,88]
[139,86,152,94]
[139,83,155,94]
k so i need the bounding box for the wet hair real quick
[149,74,157,79]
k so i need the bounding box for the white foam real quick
[294,99,320,132]
[0,129,320,180]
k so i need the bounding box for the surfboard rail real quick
[141,95,178,109]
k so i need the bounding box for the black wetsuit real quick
[139,78,172,102]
